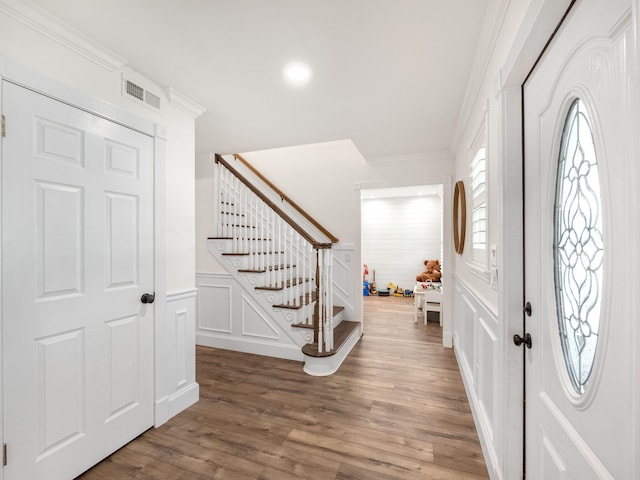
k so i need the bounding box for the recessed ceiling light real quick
[284,62,312,85]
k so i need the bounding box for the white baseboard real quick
[196,333,304,362]
[168,382,199,419]
[455,346,501,480]
[154,396,170,427]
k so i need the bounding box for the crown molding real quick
[450,0,510,150]
[165,87,207,119]
[0,0,127,71]
[366,150,454,165]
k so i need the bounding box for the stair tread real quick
[208,236,271,241]
[302,321,360,357]
[255,278,309,290]
[221,251,284,256]
[273,292,319,310]
[238,264,295,273]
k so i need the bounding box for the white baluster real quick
[220,166,227,238]
[232,176,238,253]
[288,227,294,305]
[295,233,300,308]
[317,249,324,353]
[270,209,276,287]
[260,201,266,272]
[326,248,334,351]
[277,217,283,289]
[308,242,314,325]
[216,162,222,237]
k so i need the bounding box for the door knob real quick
[140,293,155,304]
[513,333,532,349]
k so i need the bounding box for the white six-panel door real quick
[2,81,154,479]
[523,0,637,478]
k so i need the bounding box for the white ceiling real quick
[28,0,489,160]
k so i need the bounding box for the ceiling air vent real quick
[125,80,144,101]
[144,91,161,109]
[122,77,161,111]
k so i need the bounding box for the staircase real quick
[206,153,361,376]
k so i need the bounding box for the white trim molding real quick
[165,87,207,119]
[0,0,127,71]
[0,55,155,136]
[365,150,453,165]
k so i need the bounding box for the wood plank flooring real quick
[78,296,488,479]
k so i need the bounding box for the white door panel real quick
[523,0,636,478]
[2,81,154,480]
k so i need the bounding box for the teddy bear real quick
[416,259,442,282]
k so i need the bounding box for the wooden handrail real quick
[233,153,339,244]
[215,154,334,249]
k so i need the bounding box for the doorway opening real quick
[360,184,445,341]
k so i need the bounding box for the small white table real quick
[413,284,442,324]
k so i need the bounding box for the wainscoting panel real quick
[455,291,477,388]
[164,289,199,420]
[453,276,500,477]
[197,283,232,333]
[241,294,279,340]
[333,244,356,319]
[196,273,303,362]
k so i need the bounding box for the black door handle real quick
[141,293,155,304]
[513,333,532,349]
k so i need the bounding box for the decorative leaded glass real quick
[554,99,603,395]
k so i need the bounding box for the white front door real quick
[2,81,155,479]
[523,0,637,478]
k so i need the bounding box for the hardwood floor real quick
[78,296,488,479]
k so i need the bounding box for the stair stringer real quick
[207,239,313,348]
[206,239,360,375]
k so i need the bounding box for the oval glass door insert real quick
[553,98,604,395]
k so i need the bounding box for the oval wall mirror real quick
[453,180,466,254]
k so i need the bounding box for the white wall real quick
[450,1,575,479]
[362,193,442,291]
[0,3,202,432]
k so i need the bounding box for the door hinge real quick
[3,443,7,466]
[1,115,5,138]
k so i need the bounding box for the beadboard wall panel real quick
[362,195,442,291]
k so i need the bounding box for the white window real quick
[470,145,487,261]
[468,111,489,274]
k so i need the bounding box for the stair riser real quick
[275,305,315,330]
[255,288,312,308]
[213,237,280,252]
[223,254,289,272]
[274,301,315,319]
